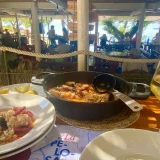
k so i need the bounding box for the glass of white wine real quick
[150,61,160,102]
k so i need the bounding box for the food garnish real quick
[14,84,30,93]
[25,90,38,95]
[0,88,9,94]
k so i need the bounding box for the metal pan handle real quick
[128,82,151,100]
[113,90,143,112]
[31,72,55,85]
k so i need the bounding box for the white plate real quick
[0,93,55,154]
[0,118,57,159]
[80,129,160,160]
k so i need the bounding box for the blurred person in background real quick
[53,37,72,62]
[100,34,107,49]
[20,36,32,52]
[47,25,56,46]
[62,27,69,43]
[20,36,35,61]
[0,28,3,34]
[151,33,159,44]
[123,32,130,42]
[131,34,137,48]
[4,29,11,37]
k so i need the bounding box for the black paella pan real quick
[31,71,150,121]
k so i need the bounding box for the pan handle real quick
[31,72,55,85]
[128,82,151,100]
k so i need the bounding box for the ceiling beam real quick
[90,0,159,3]
[0,2,56,10]
[97,11,160,16]
[23,10,70,16]
[94,3,144,10]
[98,11,134,16]
[0,0,47,1]
[47,0,67,8]
[94,2,160,10]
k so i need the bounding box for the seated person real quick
[40,39,48,54]
[151,33,158,44]
[20,36,30,51]
[4,29,11,39]
[20,36,35,61]
[131,34,137,48]
[55,37,72,53]
[17,59,32,70]
[53,37,72,62]
[122,49,148,73]
[123,32,130,43]
[129,48,139,57]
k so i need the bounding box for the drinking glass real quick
[150,61,160,102]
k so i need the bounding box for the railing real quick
[0,46,159,86]
[152,50,160,58]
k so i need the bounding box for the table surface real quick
[1,84,160,160]
[55,96,160,130]
[0,84,160,130]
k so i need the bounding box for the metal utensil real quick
[93,74,143,112]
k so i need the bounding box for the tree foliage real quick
[2,25,13,32]
[143,21,153,28]
[2,17,31,31]
[2,17,51,32]
[102,20,124,41]
[41,18,52,24]
[101,19,154,41]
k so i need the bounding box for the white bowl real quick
[80,129,160,160]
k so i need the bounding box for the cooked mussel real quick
[0,116,7,129]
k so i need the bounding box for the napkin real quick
[31,125,60,152]
[29,125,103,160]
[3,126,160,160]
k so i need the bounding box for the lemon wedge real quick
[25,90,38,95]
[14,84,30,93]
[0,88,9,94]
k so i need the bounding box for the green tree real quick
[143,21,153,28]
[2,17,51,32]
[2,17,31,32]
[41,18,52,24]
[101,19,154,41]
[102,20,124,41]
[2,25,13,32]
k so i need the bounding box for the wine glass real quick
[150,61,160,102]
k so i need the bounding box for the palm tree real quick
[101,19,154,41]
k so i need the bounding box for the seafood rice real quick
[0,106,35,145]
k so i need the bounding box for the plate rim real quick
[80,128,160,160]
[0,115,56,159]
[0,93,55,154]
